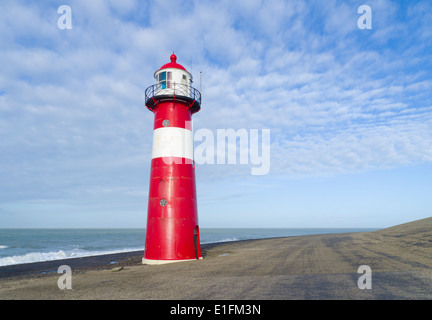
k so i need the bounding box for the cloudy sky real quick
[1,0,431,228]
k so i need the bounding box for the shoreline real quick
[0,229,378,273]
[0,231,368,279]
[0,239,259,280]
[1,218,432,299]
[0,228,379,274]
[0,250,144,279]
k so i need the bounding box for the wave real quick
[0,247,143,267]
[0,245,8,249]
[0,239,242,266]
[202,237,239,244]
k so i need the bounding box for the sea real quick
[0,228,379,267]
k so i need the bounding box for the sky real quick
[0,0,431,228]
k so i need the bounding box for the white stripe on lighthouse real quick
[151,127,193,160]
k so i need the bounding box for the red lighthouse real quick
[142,53,202,264]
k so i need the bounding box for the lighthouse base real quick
[142,257,203,265]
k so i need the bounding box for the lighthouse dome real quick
[158,53,187,72]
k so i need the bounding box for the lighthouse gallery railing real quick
[145,82,201,106]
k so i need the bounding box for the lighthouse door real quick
[194,226,200,259]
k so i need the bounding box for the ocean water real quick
[0,228,378,266]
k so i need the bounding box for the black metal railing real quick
[145,82,201,106]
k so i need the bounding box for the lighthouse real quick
[142,53,202,264]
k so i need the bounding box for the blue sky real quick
[0,0,431,228]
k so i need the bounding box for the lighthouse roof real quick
[158,53,187,72]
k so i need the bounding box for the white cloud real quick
[0,0,431,227]
[270,113,432,176]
